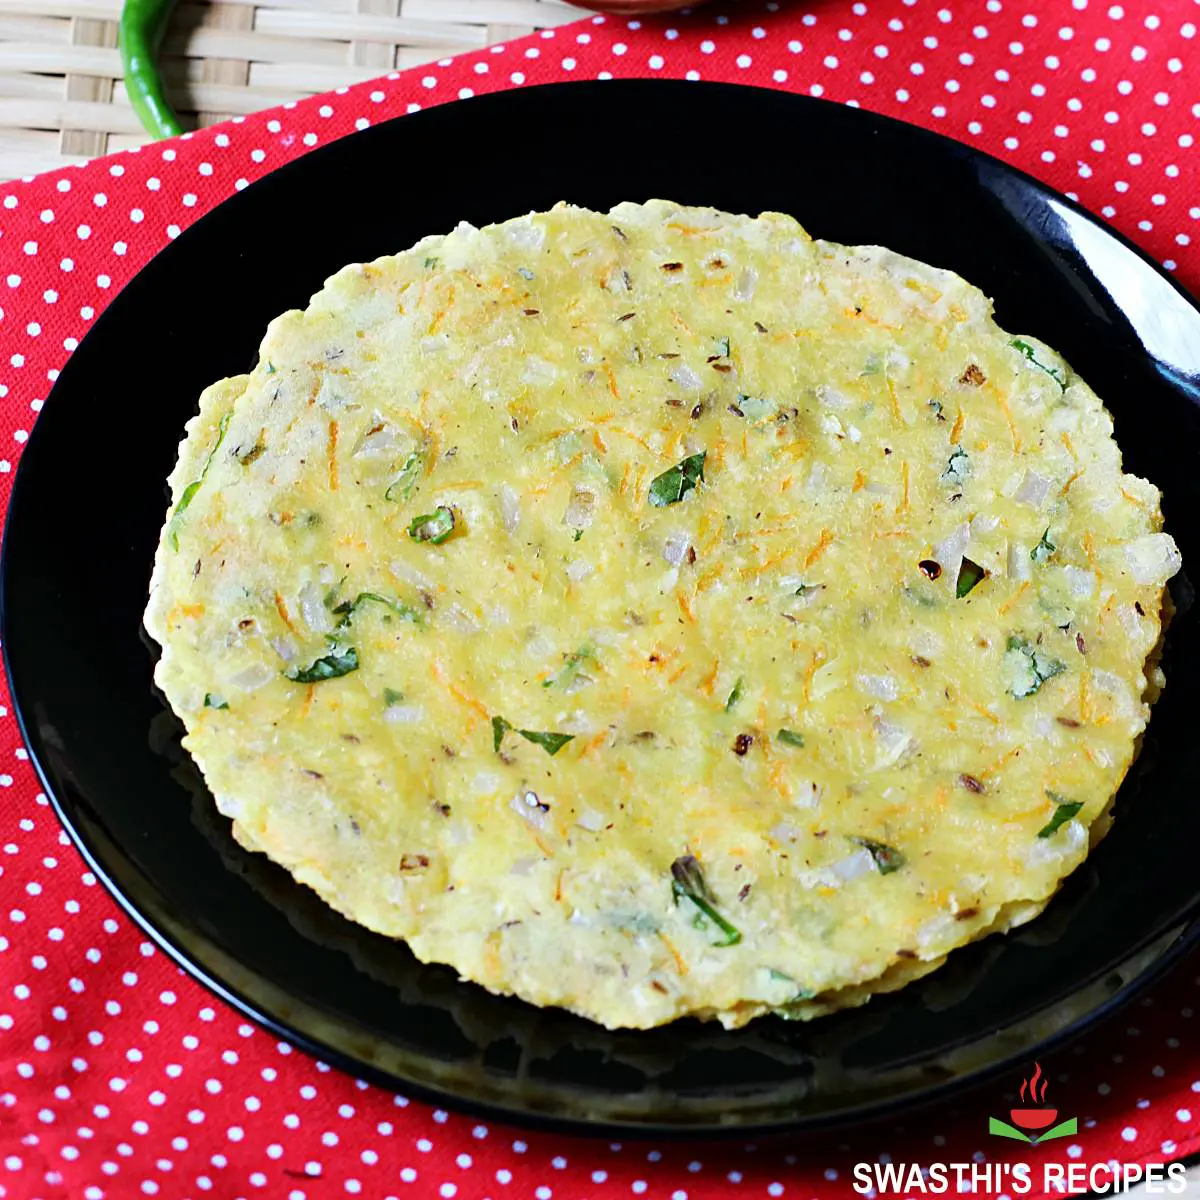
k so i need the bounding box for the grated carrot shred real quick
[604,364,621,401]
[950,406,965,445]
[274,591,298,635]
[997,581,1030,615]
[327,420,339,491]
[897,462,910,516]
[658,933,689,976]
[678,592,697,623]
[804,529,834,568]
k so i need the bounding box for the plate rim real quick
[4,77,1200,1137]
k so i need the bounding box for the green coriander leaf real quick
[423,256,439,269]
[956,557,986,599]
[1011,339,1067,392]
[942,446,970,486]
[851,836,907,875]
[383,687,405,706]
[714,335,730,358]
[573,529,583,542]
[1038,792,1084,838]
[285,646,359,684]
[334,591,422,628]
[167,411,232,550]
[648,451,706,507]
[517,729,575,756]
[203,694,229,710]
[725,676,745,712]
[776,729,806,748]
[491,716,512,754]
[407,506,455,544]
[1004,635,1066,699]
[517,266,535,281]
[1031,528,1056,563]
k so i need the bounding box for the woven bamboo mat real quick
[0,0,587,180]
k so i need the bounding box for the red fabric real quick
[1,2,1198,1197]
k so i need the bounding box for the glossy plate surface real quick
[4,81,1200,1135]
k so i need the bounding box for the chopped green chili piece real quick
[648,451,706,507]
[386,451,425,502]
[1031,529,1056,563]
[423,256,439,269]
[670,855,741,947]
[725,676,745,712]
[167,411,231,550]
[573,529,583,542]
[333,591,422,627]
[407,506,455,544]
[714,335,730,358]
[956,558,986,598]
[382,688,405,707]
[851,836,907,875]
[776,729,806,748]
[285,647,359,684]
[542,647,592,689]
[1011,339,1067,392]
[264,361,276,375]
[1038,792,1084,838]
[1005,635,1066,699]
[203,694,229,710]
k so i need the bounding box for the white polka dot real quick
[1121,1126,1137,1141]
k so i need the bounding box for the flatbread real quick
[145,201,1179,1029]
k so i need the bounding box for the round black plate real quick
[4,81,1200,1136]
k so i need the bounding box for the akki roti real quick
[144,200,1180,1030]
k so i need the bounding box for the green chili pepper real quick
[119,0,184,140]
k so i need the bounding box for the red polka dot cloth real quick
[1,2,1198,1197]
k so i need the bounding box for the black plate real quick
[4,81,1200,1136]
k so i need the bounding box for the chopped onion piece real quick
[270,636,298,663]
[734,266,758,300]
[564,487,596,530]
[226,663,274,692]
[565,559,594,583]
[299,581,331,633]
[934,521,971,577]
[1007,541,1032,582]
[383,704,423,725]
[831,849,875,883]
[509,790,550,830]
[669,364,702,390]
[1123,533,1182,585]
[1015,470,1052,508]
[857,673,900,702]
[576,808,606,832]
[971,513,1000,535]
[816,384,849,409]
[917,913,957,951]
[1064,566,1096,597]
[662,533,691,566]
[354,426,403,459]
[509,856,539,876]
[498,485,521,533]
[793,780,822,810]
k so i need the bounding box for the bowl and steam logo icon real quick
[988,1063,1079,1144]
